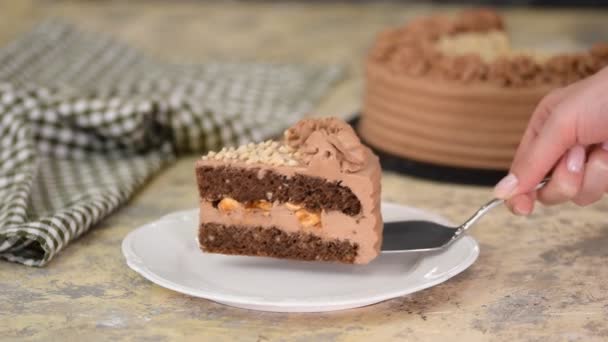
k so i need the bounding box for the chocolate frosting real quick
[284,118,367,173]
[370,9,608,88]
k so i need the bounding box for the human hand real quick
[493,66,608,215]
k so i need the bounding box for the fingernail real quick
[514,202,531,216]
[494,173,519,199]
[566,145,586,173]
[602,141,608,151]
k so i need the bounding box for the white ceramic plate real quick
[122,202,479,312]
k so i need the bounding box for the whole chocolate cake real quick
[195,118,382,264]
[360,9,608,171]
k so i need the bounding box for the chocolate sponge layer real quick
[196,165,362,216]
[199,223,359,263]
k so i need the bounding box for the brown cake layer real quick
[196,165,362,215]
[199,223,359,263]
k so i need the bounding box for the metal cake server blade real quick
[381,178,549,253]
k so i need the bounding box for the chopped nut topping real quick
[217,198,274,213]
[217,197,242,213]
[285,202,302,211]
[295,209,321,228]
[250,200,272,211]
[214,197,322,229]
[200,139,302,166]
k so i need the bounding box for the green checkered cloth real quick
[0,21,341,266]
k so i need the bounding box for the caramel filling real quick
[216,197,322,228]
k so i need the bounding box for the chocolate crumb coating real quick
[199,223,359,264]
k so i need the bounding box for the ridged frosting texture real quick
[370,9,608,88]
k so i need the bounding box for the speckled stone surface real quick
[1,1,608,341]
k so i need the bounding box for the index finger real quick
[511,87,569,169]
[509,106,578,195]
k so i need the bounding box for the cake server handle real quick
[455,177,551,236]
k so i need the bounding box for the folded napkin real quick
[0,21,341,266]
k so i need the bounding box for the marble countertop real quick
[1,1,608,341]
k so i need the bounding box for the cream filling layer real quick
[199,201,380,260]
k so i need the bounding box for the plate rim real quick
[122,203,479,309]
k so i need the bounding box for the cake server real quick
[381,178,549,253]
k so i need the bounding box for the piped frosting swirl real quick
[284,118,368,173]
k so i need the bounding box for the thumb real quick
[495,109,577,199]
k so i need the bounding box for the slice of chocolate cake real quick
[195,118,382,264]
